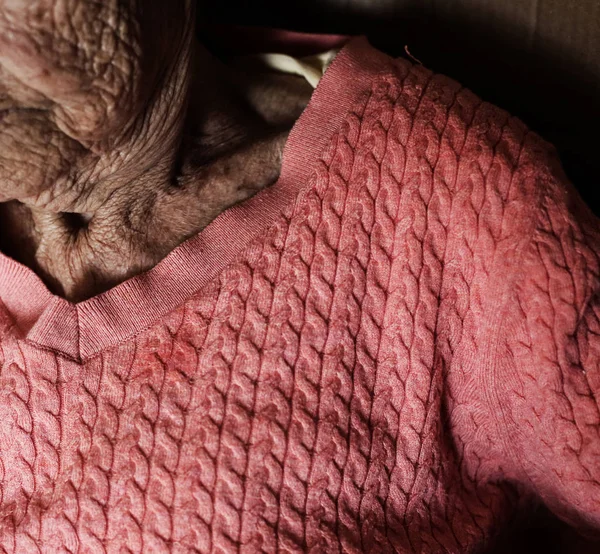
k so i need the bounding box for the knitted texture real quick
[0,39,599,553]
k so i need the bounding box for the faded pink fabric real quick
[0,38,599,553]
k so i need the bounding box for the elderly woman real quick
[0,1,598,553]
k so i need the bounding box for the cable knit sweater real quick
[0,37,599,554]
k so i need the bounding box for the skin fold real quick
[0,0,313,301]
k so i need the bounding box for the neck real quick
[0,47,313,302]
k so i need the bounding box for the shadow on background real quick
[200,0,600,216]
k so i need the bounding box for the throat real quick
[0,126,294,302]
[0,50,314,302]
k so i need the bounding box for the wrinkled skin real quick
[0,0,312,301]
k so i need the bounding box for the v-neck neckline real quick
[0,37,391,361]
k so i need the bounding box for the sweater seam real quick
[483,150,557,486]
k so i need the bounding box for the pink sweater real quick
[0,37,599,553]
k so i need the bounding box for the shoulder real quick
[342,39,557,219]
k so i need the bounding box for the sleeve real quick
[485,160,600,531]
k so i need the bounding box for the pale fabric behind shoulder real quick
[252,50,340,88]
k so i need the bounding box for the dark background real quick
[200,0,600,216]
